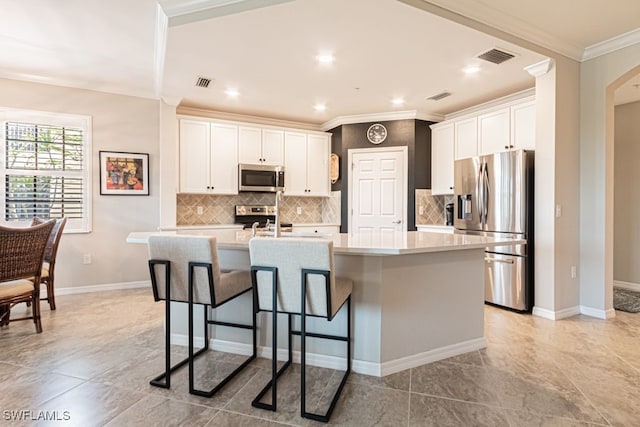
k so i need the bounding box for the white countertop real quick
[127,229,525,256]
[157,224,244,231]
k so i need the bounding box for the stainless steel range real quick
[234,205,292,231]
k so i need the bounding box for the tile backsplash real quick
[177,193,328,225]
[415,189,454,225]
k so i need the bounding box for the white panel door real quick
[350,148,406,234]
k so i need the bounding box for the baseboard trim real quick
[168,334,486,377]
[378,337,487,376]
[56,281,150,296]
[613,280,640,292]
[532,305,581,320]
[579,306,616,319]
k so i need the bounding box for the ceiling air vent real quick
[477,48,515,65]
[195,76,213,88]
[426,91,452,101]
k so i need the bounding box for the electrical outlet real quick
[196,206,203,215]
[296,207,302,215]
[419,206,424,215]
[83,254,92,265]
[571,266,577,279]
[555,204,562,218]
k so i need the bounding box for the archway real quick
[606,64,640,311]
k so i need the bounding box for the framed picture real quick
[99,151,149,195]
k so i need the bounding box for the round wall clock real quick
[367,123,387,144]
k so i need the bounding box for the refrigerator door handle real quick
[482,162,490,225]
[485,256,515,264]
[477,162,484,224]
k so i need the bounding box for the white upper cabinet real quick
[179,119,211,193]
[511,100,536,150]
[454,117,478,160]
[179,119,238,194]
[209,123,239,194]
[284,131,330,197]
[431,123,454,195]
[478,108,510,155]
[238,126,284,165]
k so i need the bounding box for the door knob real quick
[392,220,401,224]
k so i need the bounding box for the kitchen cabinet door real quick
[478,108,510,155]
[454,117,478,160]
[284,131,307,195]
[210,123,238,194]
[306,134,330,196]
[511,100,536,150]
[261,129,284,165]
[431,123,454,195]
[238,126,262,164]
[179,119,211,193]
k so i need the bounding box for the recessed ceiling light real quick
[316,54,335,64]
[391,97,405,105]
[464,66,481,74]
[314,103,327,112]
[225,88,239,97]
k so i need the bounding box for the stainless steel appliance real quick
[453,150,534,312]
[234,205,292,231]
[238,164,285,192]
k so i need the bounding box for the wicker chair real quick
[249,237,352,423]
[31,217,67,310]
[0,220,56,333]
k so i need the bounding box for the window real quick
[1,108,92,233]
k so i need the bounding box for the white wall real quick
[614,100,640,285]
[0,78,161,288]
[580,42,640,315]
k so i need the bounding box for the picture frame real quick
[99,151,149,195]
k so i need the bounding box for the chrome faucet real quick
[274,190,284,238]
[251,221,260,237]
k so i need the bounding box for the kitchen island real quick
[128,230,524,376]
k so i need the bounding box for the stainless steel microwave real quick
[238,163,285,192]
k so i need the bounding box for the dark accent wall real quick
[329,119,433,233]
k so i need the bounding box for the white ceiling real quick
[1,0,638,125]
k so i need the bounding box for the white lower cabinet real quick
[179,119,238,194]
[284,132,330,197]
[292,225,339,235]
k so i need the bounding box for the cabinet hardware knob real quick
[505,145,509,149]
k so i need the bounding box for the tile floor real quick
[1,289,639,426]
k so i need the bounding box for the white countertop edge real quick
[127,231,525,256]
[416,224,453,229]
[158,224,244,231]
[292,223,340,227]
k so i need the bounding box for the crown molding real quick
[582,28,640,61]
[153,4,168,98]
[320,110,442,131]
[446,88,535,120]
[177,106,323,131]
[164,0,294,26]
[406,0,584,60]
[525,59,554,77]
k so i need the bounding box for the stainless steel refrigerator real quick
[453,150,534,312]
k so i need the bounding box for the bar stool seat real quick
[148,234,256,397]
[249,237,352,423]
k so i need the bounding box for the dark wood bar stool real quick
[249,237,352,423]
[148,234,256,396]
